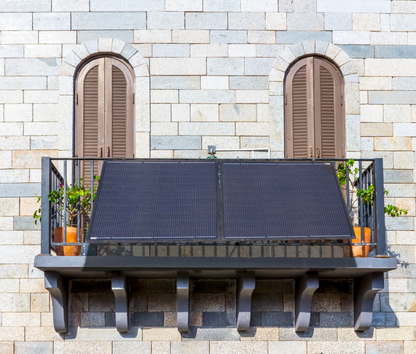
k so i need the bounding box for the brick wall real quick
[1,0,416,353]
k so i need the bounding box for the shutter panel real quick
[292,64,309,158]
[111,65,128,158]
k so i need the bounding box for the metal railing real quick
[40,157,385,257]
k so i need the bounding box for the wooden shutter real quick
[285,57,344,159]
[76,57,134,182]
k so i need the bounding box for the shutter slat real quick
[292,65,309,158]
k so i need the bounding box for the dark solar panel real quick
[221,162,354,240]
[88,161,218,241]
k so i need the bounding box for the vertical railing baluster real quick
[41,157,51,255]
[374,158,386,255]
[91,160,94,214]
[346,161,350,216]
[77,160,81,244]
[63,160,67,245]
[359,161,364,246]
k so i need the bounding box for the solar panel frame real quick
[87,159,356,243]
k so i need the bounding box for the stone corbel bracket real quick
[354,272,384,331]
[45,271,68,334]
[295,272,319,332]
[111,272,129,333]
[237,271,256,331]
[177,271,190,333]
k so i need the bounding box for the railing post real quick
[373,158,386,255]
[41,157,51,255]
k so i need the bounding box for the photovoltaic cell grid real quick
[221,162,354,240]
[88,161,218,241]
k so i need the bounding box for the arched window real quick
[75,57,134,179]
[284,56,345,159]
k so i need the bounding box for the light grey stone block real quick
[0,137,30,150]
[384,170,413,184]
[375,45,416,59]
[151,76,200,90]
[245,58,275,76]
[34,13,70,30]
[182,328,239,341]
[0,77,46,90]
[151,136,201,150]
[150,58,205,75]
[147,12,184,30]
[171,342,209,354]
[77,31,133,44]
[287,13,324,31]
[276,30,332,44]
[185,13,227,30]
[210,30,248,44]
[15,342,53,354]
[31,136,57,150]
[317,0,391,13]
[0,45,23,58]
[207,58,244,76]
[204,0,240,12]
[333,31,370,45]
[13,217,40,231]
[179,122,235,135]
[280,0,316,12]
[325,13,352,30]
[113,342,151,354]
[6,59,60,76]
[242,0,277,12]
[90,0,164,11]
[346,115,360,151]
[52,0,90,12]
[0,0,50,11]
[369,91,416,105]
[229,13,265,30]
[0,184,40,198]
[180,90,235,104]
[0,13,32,30]
[72,12,146,30]
[338,45,374,58]
[391,14,416,32]
[230,76,268,90]
[393,77,416,91]
[220,104,256,122]
[153,44,189,57]
[120,45,137,60]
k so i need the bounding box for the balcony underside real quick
[35,255,396,336]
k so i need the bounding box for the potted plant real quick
[337,159,407,257]
[33,176,99,256]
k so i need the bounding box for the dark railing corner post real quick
[41,157,52,255]
[373,158,386,255]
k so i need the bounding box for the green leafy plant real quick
[33,176,100,226]
[337,159,407,219]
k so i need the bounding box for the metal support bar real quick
[41,157,51,255]
[44,271,68,334]
[295,272,319,332]
[373,158,386,255]
[111,272,129,333]
[177,271,189,333]
[354,272,384,331]
[236,271,255,331]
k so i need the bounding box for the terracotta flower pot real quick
[54,227,83,256]
[344,226,371,258]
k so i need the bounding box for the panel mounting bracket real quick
[237,271,256,331]
[295,272,319,332]
[44,271,68,334]
[354,272,384,332]
[177,271,190,333]
[111,272,129,333]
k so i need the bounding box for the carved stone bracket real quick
[237,271,256,331]
[177,271,190,333]
[111,272,129,333]
[44,271,68,334]
[295,272,319,332]
[354,272,384,331]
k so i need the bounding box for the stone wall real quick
[1,0,416,353]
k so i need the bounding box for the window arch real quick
[284,56,345,159]
[75,56,135,178]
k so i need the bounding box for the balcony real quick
[34,157,397,335]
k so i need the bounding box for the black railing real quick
[40,157,385,257]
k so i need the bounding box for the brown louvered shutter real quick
[76,57,134,179]
[285,57,344,159]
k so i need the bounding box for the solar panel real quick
[221,162,354,240]
[88,161,218,241]
[88,160,355,243]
